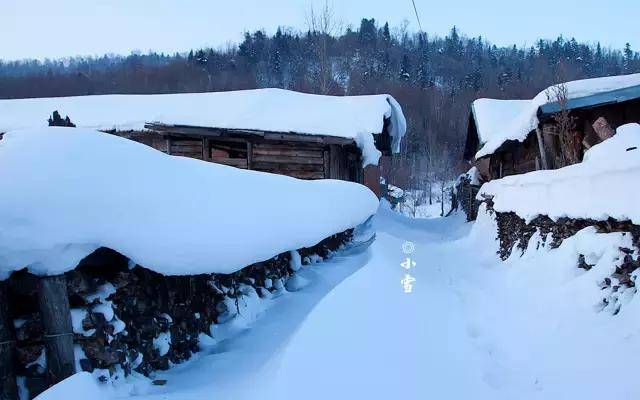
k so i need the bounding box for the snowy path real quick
[260,208,497,399]
[101,205,640,400]
[118,234,375,399]
[256,206,640,400]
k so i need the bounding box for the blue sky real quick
[2,0,637,60]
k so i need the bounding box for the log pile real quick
[490,206,640,316]
[5,230,353,399]
[494,211,639,260]
[454,177,480,222]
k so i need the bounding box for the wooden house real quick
[142,122,382,188]
[464,74,640,182]
[0,89,406,197]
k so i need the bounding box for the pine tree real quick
[623,43,633,72]
[399,54,411,82]
[358,18,377,48]
[382,22,391,43]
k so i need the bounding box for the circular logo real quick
[402,241,415,254]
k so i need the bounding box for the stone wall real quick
[7,229,353,398]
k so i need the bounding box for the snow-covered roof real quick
[478,123,640,224]
[471,73,640,159]
[0,127,379,279]
[0,89,407,162]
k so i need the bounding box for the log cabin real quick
[0,89,406,398]
[0,89,406,197]
[464,74,640,182]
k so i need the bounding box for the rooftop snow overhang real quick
[471,77,640,160]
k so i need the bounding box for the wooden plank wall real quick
[252,142,325,179]
[153,135,364,183]
[169,138,204,159]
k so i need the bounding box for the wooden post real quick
[38,275,75,385]
[246,142,253,170]
[0,281,18,400]
[323,150,330,179]
[166,138,171,155]
[535,127,549,170]
[329,145,344,180]
[202,138,210,160]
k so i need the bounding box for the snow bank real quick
[0,127,379,279]
[473,73,640,159]
[0,88,406,164]
[478,123,640,223]
[34,372,108,400]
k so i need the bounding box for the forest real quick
[1,18,639,190]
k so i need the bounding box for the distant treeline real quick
[1,19,638,188]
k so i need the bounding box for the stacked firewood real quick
[6,229,353,398]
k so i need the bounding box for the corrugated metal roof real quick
[540,84,640,115]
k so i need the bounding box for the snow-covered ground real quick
[38,201,640,400]
[394,185,454,219]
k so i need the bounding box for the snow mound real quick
[478,123,640,223]
[473,73,640,159]
[0,127,379,279]
[34,372,108,400]
[0,88,406,165]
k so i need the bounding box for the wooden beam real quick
[202,138,210,159]
[252,155,324,165]
[251,162,324,172]
[38,275,75,385]
[535,127,549,170]
[258,170,325,179]
[323,150,330,179]
[329,145,345,180]
[253,142,325,150]
[165,138,171,155]
[247,142,253,170]
[145,123,356,146]
[263,132,354,146]
[0,281,18,400]
[170,139,203,146]
[252,148,323,158]
[210,157,248,168]
[169,145,202,153]
[209,143,248,153]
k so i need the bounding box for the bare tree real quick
[546,82,579,166]
[306,1,340,94]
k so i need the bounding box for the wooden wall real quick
[488,134,540,180]
[485,98,640,179]
[152,134,364,183]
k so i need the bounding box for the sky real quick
[1,0,638,61]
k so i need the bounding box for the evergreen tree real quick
[624,43,633,72]
[358,18,377,48]
[382,22,391,43]
[399,54,411,81]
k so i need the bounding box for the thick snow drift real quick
[472,73,640,159]
[478,123,640,223]
[0,88,407,163]
[34,372,108,400]
[0,127,379,279]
